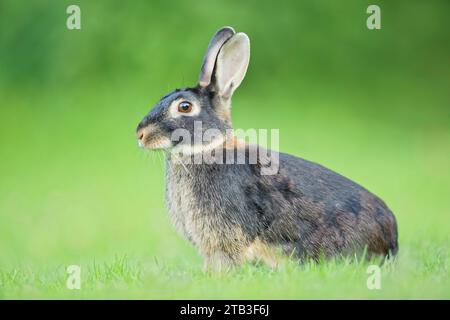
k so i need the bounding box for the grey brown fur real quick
[136,27,398,271]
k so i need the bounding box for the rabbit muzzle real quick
[136,123,172,150]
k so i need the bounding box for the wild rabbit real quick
[136,27,398,271]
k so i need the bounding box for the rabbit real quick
[136,26,398,271]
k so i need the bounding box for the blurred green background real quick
[0,0,449,298]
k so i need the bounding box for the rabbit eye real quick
[178,101,193,113]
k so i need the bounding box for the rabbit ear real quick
[214,32,250,100]
[198,27,235,87]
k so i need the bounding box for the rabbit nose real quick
[136,123,159,147]
[136,127,148,147]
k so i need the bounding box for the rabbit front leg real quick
[203,240,280,272]
[203,251,237,273]
[246,238,280,269]
[201,239,248,272]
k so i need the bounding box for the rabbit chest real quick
[165,160,253,251]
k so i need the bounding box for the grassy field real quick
[0,1,449,299]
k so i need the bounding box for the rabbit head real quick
[136,27,250,153]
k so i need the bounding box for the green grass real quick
[0,0,449,299]
[1,246,448,299]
